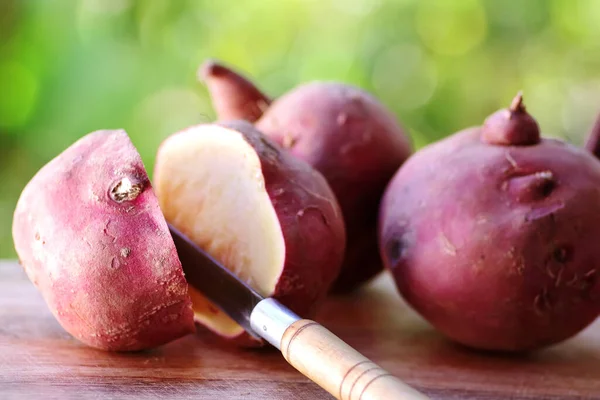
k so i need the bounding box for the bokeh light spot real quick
[129,87,209,168]
[549,0,600,41]
[76,0,132,42]
[332,0,383,16]
[81,0,131,15]
[562,82,600,144]
[522,79,565,140]
[371,44,438,110]
[416,0,487,56]
[0,61,38,129]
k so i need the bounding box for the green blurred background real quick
[2,0,600,258]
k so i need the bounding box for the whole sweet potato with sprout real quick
[379,93,600,352]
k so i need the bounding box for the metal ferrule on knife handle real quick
[250,298,300,348]
[250,299,429,400]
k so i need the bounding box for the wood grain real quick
[1,261,599,400]
[281,319,428,400]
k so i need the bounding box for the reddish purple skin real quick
[379,127,600,352]
[256,82,412,292]
[201,60,271,123]
[12,130,195,351]
[213,121,346,346]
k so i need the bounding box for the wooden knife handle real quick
[280,319,429,400]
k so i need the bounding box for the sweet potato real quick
[153,121,346,345]
[379,93,600,352]
[255,82,412,292]
[12,130,195,351]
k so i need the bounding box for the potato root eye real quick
[110,177,145,203]
[384,235,408,268]
[505,171,556,203]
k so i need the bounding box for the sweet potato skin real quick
[379,127,600,352]
[256,82,412,292]
[222,121,346,318]
[12,130,195,351]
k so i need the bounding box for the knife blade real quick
[168,223,264,339]
[168,224,429,400]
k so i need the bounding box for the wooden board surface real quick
[0,260,599,400]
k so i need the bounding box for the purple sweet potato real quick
[256,82,412,292]
[379,93,600,352]
[12,130,195,351]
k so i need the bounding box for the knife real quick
[169,224,429,400]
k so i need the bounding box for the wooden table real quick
[0,260,598,400]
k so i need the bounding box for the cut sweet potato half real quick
[154,121,346,345]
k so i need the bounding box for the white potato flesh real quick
[154,125,286,337]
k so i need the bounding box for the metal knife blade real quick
[168,224,263,339]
